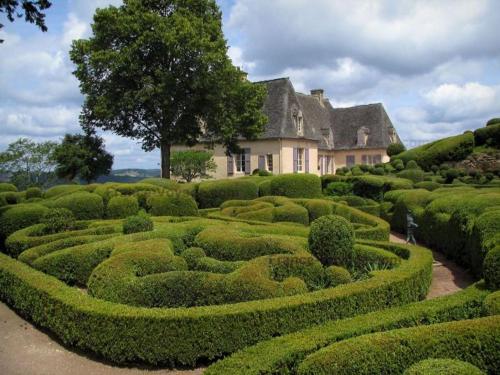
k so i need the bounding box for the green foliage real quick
[391,159,405,171]
[324,181,352,196]
[273,203,309,225]
[405,160,419,169]
[486,118,500,126]
[270,174,322,198]
[106,195,140,219]
[308,215,355,267]
[397,168,425,183]
[321,174,347,189]
[50,192,104,220]
[198,179,259,208]
[414,181,441,191]
[444,168,460,183]
[403,359,486,375]
[43,184,84,199]
[474,123,500,147]
[149,193,198,217]
[386,143,406,157]
[483,246,500,290]
[297,316,499,375]
[325,266,352,287]
[483,291,500,315]
[170,150,217,182]
[25,187,42,199]
[0,0,51,43]
[53,133,113,183]
[0,182,17,192]
[352,176,385,200]
[41,208,76,234]
[0,203,49,239]
[122,212,154,235]
[304,199,333,222]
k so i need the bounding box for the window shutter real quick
[245,148,251,175]
[293,148,298,173]
[258,155,265,170]
[305,148,310,173]
[227,155,234,175]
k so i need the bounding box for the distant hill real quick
[95,169,161,183]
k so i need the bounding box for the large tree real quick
[53,133,113,183]
[0,0,52,43]
[70,0,267,178]
[0,137,57,189]
[170,150,216,182]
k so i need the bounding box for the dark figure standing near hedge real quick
[406,210,418,245]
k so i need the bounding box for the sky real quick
[0,0,499,169]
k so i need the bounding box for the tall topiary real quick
[308,215,355,267]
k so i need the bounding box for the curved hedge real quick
[205,284,489,375]
[0,204,49,239]
[197,179,259,208]
[43,185,85,199]
[0,228,432,365]
[49,192,104,220]
[296,315,499,374]
[106,195,140,219]
[404,358,485,375]
[0,182,17,192]
[270,174,322,198]
[148,193,199,217]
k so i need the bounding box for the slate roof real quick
[255,77,402,150]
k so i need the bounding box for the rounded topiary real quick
[325,181,352,196]
[270,174,322,198]
[308,215,355,267]
[41,208,76,234]
[325,265,352,287]
[180,247,206,268]
[0,182,17,192]
[51,192,104,220]
[107,195,140,219]
[282,277,308,295]
[405,160,420,169]
[386,143,406,157]
[483,290,500,316]
[403,358,485,375]
[484,246,500,290]
[486,118,500,126]
[25,187,42,199]
[0,203,49,240]
[149,192,198,217]
[122,211,154,234]
[305,199,333,222]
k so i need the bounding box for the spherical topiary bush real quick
[51,192,104,220]
[270,174,322,198]
[403,358,485,375]
[41,208,76,234]
[180,247,206,268]
[149,193,198,217]
[106,195,140,219]
[282,277,308,295]
[308,215,355,267]
[483,290,500,315]
[122,211,154,234]
[386,143,406,157]
[405,160,420,169]
[0,203,49,240]
[484,246,500,290]
[0,182,17,192]
[325,265,352,287]
[25,187,42,199]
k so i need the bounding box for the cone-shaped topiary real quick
[308,215,355,267]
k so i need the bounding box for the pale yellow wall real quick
[280,139,319,175]
[333,148,389,170]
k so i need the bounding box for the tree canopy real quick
[70,0,267,179]
[0,0,52,43]
[53,133,113,183]
[170,150,216,182]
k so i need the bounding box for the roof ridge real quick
[253,77,290,84]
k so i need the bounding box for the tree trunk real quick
[160,142,171,179]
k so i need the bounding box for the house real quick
[172,77,403,179]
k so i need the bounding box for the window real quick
[297,148,304,172]
[326,156,333,173]
[357,127,369,147]
[361,154,382,166]
[346,155,355,168]
[236,153,246,173]
[293,109,304,136]
[266,154,273,171]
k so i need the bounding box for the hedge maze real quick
[0,175,498,372]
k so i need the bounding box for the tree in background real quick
[386,143,406,157]
[53,133,113,183]
[0,137,57,189]
[170,150,216,182]
[0,0,52,43]
[70,0,267,179]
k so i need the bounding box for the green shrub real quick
[122,212,154,234]
[405,160,419,169]
[372,166,385,175]
[270,174,322,198]
[0,182,17,192]
[140,177,179,190]
[387,143,406,157]
[51,192,104,220]
[149,193,198,217]
[320,174,347,189]
[414,181,441,191]
[308,215,355,267]
[352,176,385,201]
[106,195,140,219]
[41,208,76,234]
[483,246,500,290]
[324,182,352,196]
[350,166,363,176]
[483,291,500,315]
[198,179,259,208]
[474,123,500,147]
[273,204,309,225]
[43,184,84,199]
[325,266,352,287]
[391,159,405,171]
[444,168,460,183]
[258,180,272,196]
[468,210,500,276]
[0,204,49,239]
[0,191,21,204]
[486,118,500,126]
[403,358,486,375]
[397,168,425,183]
[297,316,499,375]
[25,187,42,199]
[304,199,333,222]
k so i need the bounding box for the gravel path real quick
[0,234,474,374]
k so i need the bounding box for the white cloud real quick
[62,13,89,46]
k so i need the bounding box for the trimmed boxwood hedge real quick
[106,195,140,219]
[205,284,489,375]
[0,231,432,365]
[197,179,259,208]
[296,315,499,375]
[404,358,485,375]
[43,185,85,199]
[0,182,17,192]
[270,174,322,198]
[48,192,104,220]
[0,204,50,239]
[148,193,199,217]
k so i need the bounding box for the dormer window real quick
[388,127,397,144]
[357,126,370,147]
[293,109,304,136]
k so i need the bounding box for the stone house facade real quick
[172,77,402,179]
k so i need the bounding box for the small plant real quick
[122,211,154,234]
[42,208,76,234]
[386,143,406,156]
[325,181,352,196]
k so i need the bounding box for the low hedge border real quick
[297,315,499,375]
[205,283,489,375]
[0,235,431,366]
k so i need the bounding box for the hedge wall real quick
[0,235,432,366]
[404,359,486,375]
[197,179,259,208]
[270,174,322,198]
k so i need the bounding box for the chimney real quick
[311,89,324,104]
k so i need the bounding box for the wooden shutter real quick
[305,148,310,173]
[258,155,265,170]
[244,148,251,175]
[293,148,298,173]
[227,155,234,175]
